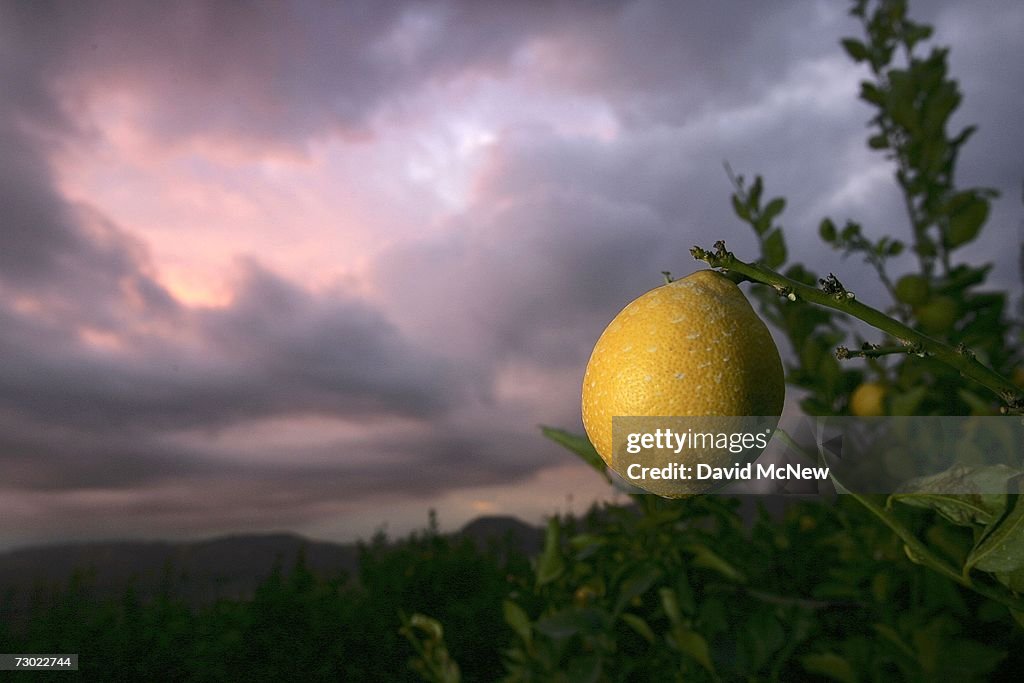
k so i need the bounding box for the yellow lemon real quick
[850,382,887,417]
[581,270,785,494]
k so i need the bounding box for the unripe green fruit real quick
[914,296,959,335]
[894,274,930,306]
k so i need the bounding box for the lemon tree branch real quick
[691,240,1024,413]
[775,426,1024,612]
[835,344,919,360]
[847,490,1024,611]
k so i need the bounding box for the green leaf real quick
[868,133,889,149]
[841,37,870,62]
[951,124,977,150]
[536,517,565,586]
[686,543,746,583]
[887,69,919,131]
[569,533,607,552]
[613,565,661,616]
[762,229,787,269]
[784,263,819,286]
[860,81,885,106]
[565,654,602,683]
[673,575,696,616]
[873,622,916,661]
[749,175,763,209]
[945,192,989,248]
[935,638,1007,679]
[891,465,1016,527]
[620,613,656,644]
[965,495,1024,574]
[904,24,933,49]
[958,388,994,415]
[541,426,610,483]
[659,587,684,627]
[732,194,751,221]
[889,385,927,416]
[534,607,603,640]
[503,600,532,645]
[407,612,444,641]
[739,610,785,672]
[668,627,716,676]
[996,565,1024,593]
[819,218,837,243]
[763,196,786,223]
[936,263,991,294]
[802,652,858,683]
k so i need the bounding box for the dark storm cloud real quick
[0,6,185,327]
[0,411,223,491]
[0,0,605,147]
[373,133,687,373]
[192,261,463,423]
[0,92,172,312]
[0,259,460,435]
[1,414,554,542]
[1,404,538,497]
[529,1,854,127]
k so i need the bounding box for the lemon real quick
[850,382,887,417]
[894,274,930,306]
[581,270,784,494]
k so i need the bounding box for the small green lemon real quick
[914,296,959,335]
[894,274,930,306]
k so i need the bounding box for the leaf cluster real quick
[0,527,532,682]
[727,0,1020,418]
[493,487,1020,681]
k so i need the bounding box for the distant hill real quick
[0,516,541,621]
[457,515,544,555]
[0,498,806,625]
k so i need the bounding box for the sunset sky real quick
[1,0,1022,549]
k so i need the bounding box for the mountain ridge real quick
[0,515,543,622]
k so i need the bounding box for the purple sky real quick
[1,0,1022,549]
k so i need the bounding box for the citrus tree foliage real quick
[706,0,1024,621]
[0,523,531,682]
[405,0,1024,680]
[492,490,1016,681]
[734,0,1018,419]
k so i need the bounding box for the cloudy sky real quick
[1,0,1022,549]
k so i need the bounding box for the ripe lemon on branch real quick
[850,381,887,417]
[581,270,785,495]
